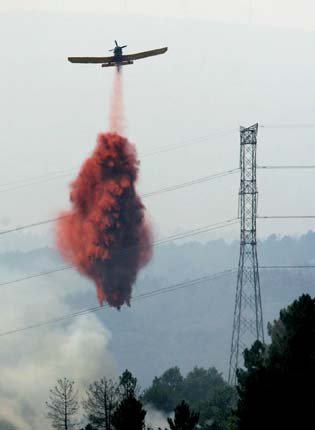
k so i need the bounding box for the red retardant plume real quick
[56,133,153,309]
[109,69,124,135]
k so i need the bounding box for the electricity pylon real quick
[228,123,264,385]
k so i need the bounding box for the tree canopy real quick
[234,294,315,430]
[167,401,199,430]
[142,367,184,412]
[142,366,236,429]
[112,395,146,430]
[119,369,140,400]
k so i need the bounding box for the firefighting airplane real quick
[68,40,168,69]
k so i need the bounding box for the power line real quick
[258,165,315,170]
[0,215,70,236]
[0,129,238,193]
[0,168,77,190]
[6,263,315,338]
[0,269,236,338]
[142,168,239,198]
[0,218,239,289]
[0,165,237,195]
[0,266,71,288]
[0,172,76,194]
[0,169,239,236]
[261,124,315,129]
[1,263,314,336]
[258,215,315,219]
[151,218,239,245]
[3,126,315,203]
[142,129,237,157]
[261,265,315,269]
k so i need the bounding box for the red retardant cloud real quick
[56,133,153,309]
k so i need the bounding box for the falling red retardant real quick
[56,132,153,309]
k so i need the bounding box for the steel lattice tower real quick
[228,123,264,385]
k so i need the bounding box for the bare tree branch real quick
[46,378,79,430]
[82,377,119,430]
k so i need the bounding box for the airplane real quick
[68,40,168,69]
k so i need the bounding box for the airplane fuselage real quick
[113,46,123,62]
[102,46,133,68]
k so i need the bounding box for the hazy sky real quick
[1,3,315,239]
[2,0,315,31]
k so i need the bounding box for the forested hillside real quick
[1,231,314,385]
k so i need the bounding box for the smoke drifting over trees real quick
[2,233,315,428]
[46,367,234,430]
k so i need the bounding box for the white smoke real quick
[145,405,171,430]
[0,263,116,430]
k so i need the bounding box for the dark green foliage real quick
[234,294,315,430]
[112,395,146,430]
[119,369,140,399]
[184,367,227,409]
[142,367,184,412]
[199,385,238,430]
[142,366,236,429]
[167,401,199,430]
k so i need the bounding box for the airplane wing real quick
[68,56,114,64]
[123,47,168,61]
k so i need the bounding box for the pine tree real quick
[167,401,199,430]
[112,395,146,430]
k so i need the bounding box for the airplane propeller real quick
[109,41,127,52]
